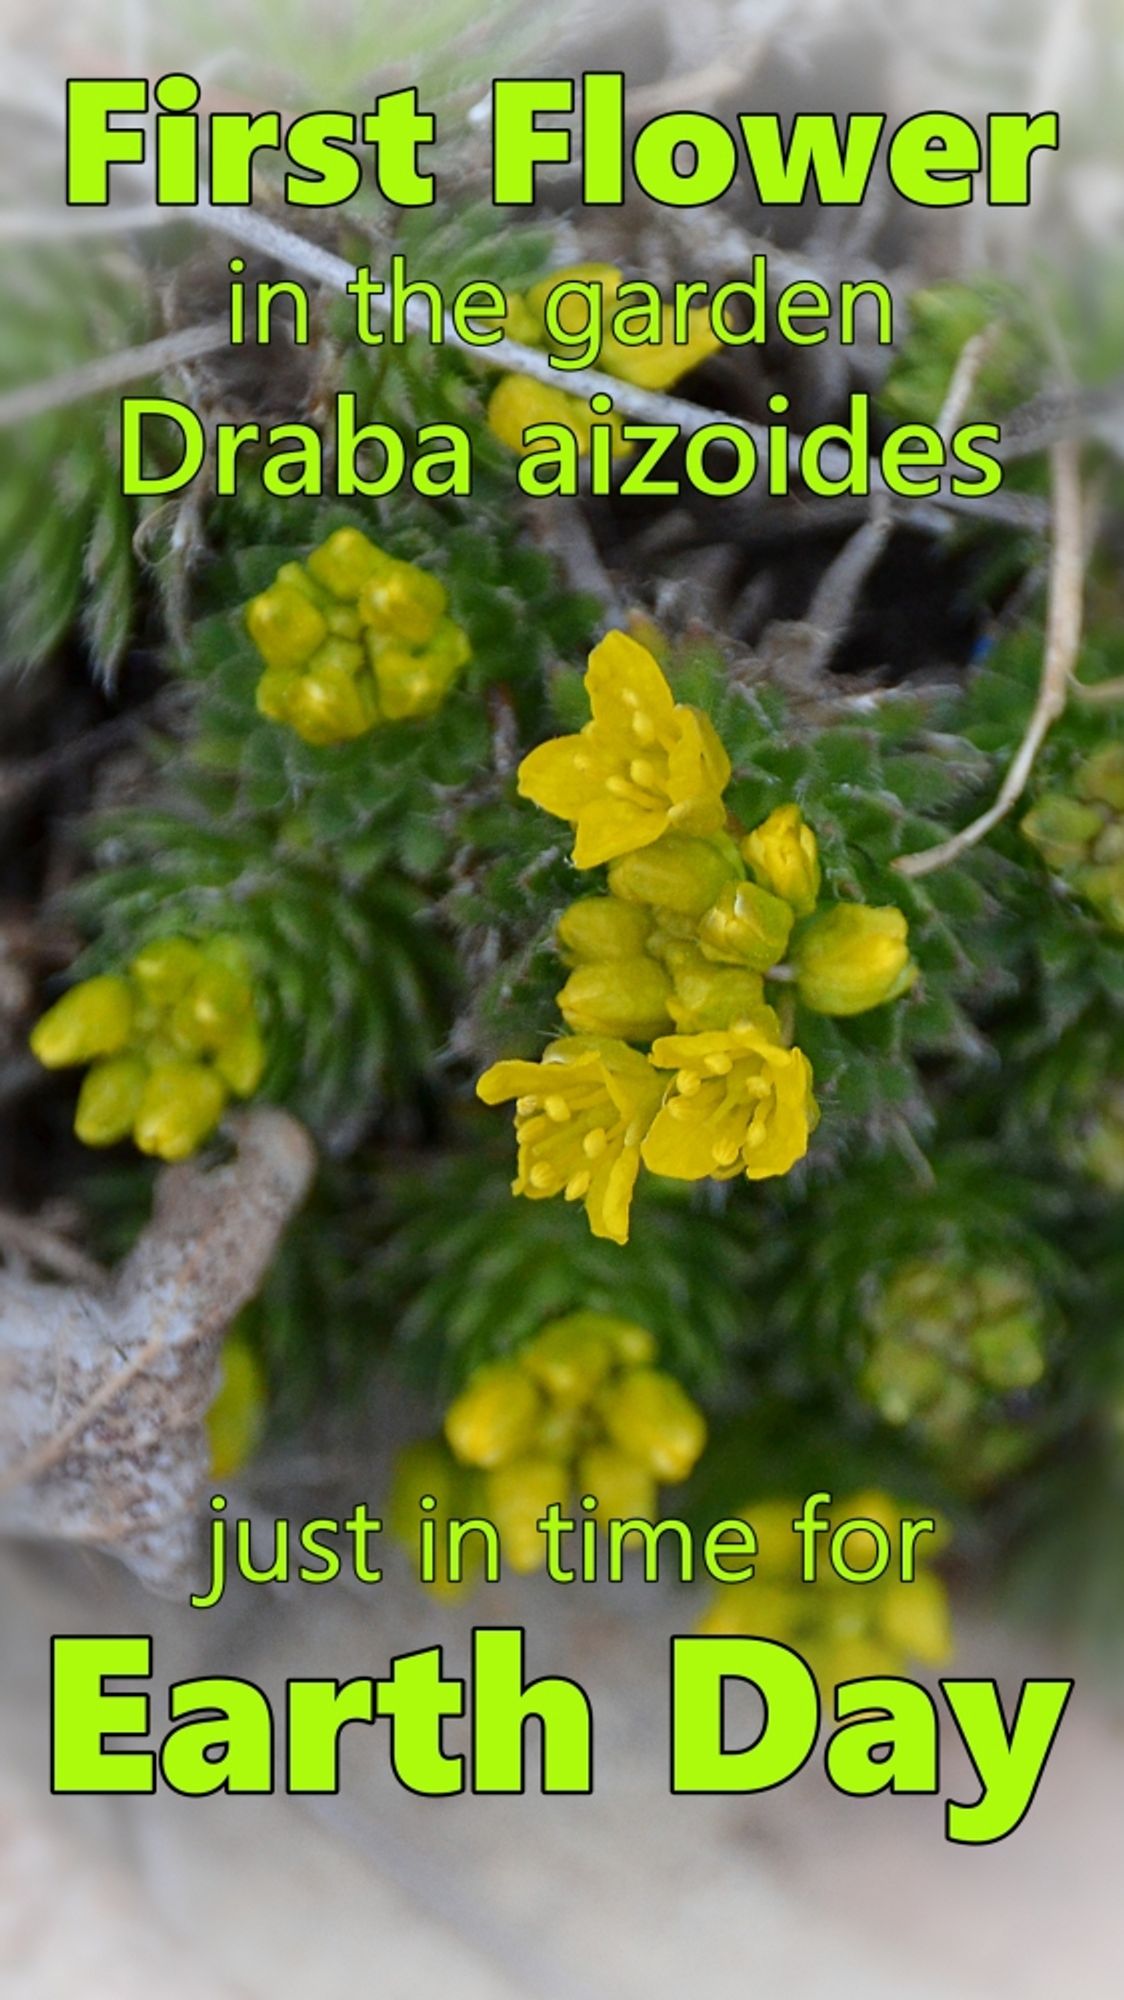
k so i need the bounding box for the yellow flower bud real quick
[359,558,447,646]
[662,943,766,1032]
[484,1455,567,1573]
[601,1318,657,1366]
[577,1445,658,1525]
[370,627,468,721]
[1076,860,1124,929]
[133,1061,227,1161]
[608,832,743,918]
[312,636,366,679]
[599,1368,707,1483]
[444,1361,543,1469]
[74,1055,148,1147]
[522,1313,615,1407]
[305,526,390,600]
[129,937,201,1008]
[171,960,254,1055]
[207,1337,267,1480]
[255,668,299,724]
[526,262,622,328]
[502,292,543,346]
[742,804,821,918]
[1021,793,1104,871]
[696,880,794,971]
[214,1020,267,1099]
[245,581,328,673]
[792,903,916,1016]
[1075,744,1124,813]
[284,665,379,746]
[31,975,134,1069]
[556,896,653,965]
[556,957,673,1042]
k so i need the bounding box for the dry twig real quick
[895,436,1086,878]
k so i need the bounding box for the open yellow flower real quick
[476,1036,664,1244]
[642,1012,818,1183]
[517,632,730,869]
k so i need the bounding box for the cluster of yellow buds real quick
[477,630,916,1242]
[861,1257,1049,1464]
[30,935,265,1160]
[391,1313,707,1580]
[244,527,471,747]
[699,1492,951,1687]
[1022,744,1124,931]
[488,261,721,454]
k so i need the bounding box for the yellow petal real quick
[572,797,666,869]
[584,631,677,742]
[517,733,603,819]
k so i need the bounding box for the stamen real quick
[544,1094,571,1122]
[564,1170,591,1201]
[583,1127,609,1159]
[704,1053,733,1075]
[529,1161,561,1192]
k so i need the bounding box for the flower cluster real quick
[861,1255,1049,1477]
[244,527,470,746]
[1022,744,1124,930]
[699,1491,951,1686]
[488,261,721,454]
[30,935,265,1160]
[478,631,916,1242]
[391,1313,707,1581]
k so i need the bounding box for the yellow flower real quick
[517,632,731,869]
[524,262,722,390]
[791,903,917,1016]
[598,1367,707,1482]
[486,373,629,457]
[696,880,794,971]
[742,804,821,919]
[207,1337,267,1480]
[643,1014,818,1183]
[556,957,672,1042]
[476,1035,665,1244]
[30,974,134,1068]
[444,1361,543,1469]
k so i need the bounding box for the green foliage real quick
[0,244,147,680]
[376,1140,752,1394]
